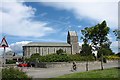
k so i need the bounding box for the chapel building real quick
[23,31,80,58]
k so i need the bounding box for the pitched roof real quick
[68,31,77,36]
[23,42,71,47]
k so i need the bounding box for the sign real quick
[0,37,8,47]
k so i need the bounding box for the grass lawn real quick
[48,67,119,80]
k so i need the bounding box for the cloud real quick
[40,1,118,29]
[39,0,119,2]
[0,47,12,56]
[40,12,47,17]
[9,41,31,54]
[77,25,82,28]
[1,1,54,37]
[110,41,118,53]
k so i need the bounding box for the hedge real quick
[105,55,120,60]
[25,53,95,62]
[6,60,16,64]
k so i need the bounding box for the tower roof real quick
[68,31,77,36]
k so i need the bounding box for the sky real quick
[0,0,119,55]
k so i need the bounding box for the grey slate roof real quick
[24,42,71,47]
[69,31,77,36]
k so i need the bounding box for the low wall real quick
[41,60,119,68]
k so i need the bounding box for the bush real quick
[6,60,16,64]
[116,52,120,57]
[97,48,113,58]
[68,54,94,61]
[2,67,31,80]
[105,55,120,60]
[56,49,64,55]
[25,53,95,62]
[40,54,71,62]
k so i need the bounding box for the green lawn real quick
[48,67,119,80]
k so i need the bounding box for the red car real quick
[18,63,28,67]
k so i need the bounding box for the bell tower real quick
[67,31,79,54]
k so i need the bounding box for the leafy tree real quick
[113,29,120,55]
[113,29,120,40]
[80,43,92,56]
[97,48,113,58]
[116,52,120,57]
[97,42,113,58]
[56,49,64,55]
[81,28,92,71]
[81,21,110,70]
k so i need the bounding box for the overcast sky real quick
[0,0,119,55]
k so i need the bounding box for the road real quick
[25,60,119,78]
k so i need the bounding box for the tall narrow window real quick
[54,48,55,53]
[42,48,43,56]
[36,48,37,53]
[48,48,49,54]
[65,48,66,53]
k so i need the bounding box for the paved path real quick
[25,60,119,78]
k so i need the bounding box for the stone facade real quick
[23,45,72,58]
[23,31,80,58]
[67,31,79,54]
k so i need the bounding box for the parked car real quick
[18,63,28,67]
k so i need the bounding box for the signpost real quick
[0,37,8,67]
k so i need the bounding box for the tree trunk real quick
[86,58,89,71]
[101,54,104,70]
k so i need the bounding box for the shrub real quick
[116,52,120,57]
[97,48,113,58]
[56,49,64,55]
[105,55,120,60]
[25,53,95,62]
[68,54,94,61]
[6,60,16,64]
[41,54,71,62]
[2,67,31,80]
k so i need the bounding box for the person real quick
[16,61,19,67]
[72,61,77,71]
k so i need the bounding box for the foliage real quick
[81,21,110,70]
[56,49,64,55]
[113,29,120,40]
[116,52,120,57]
[97,47,113,58]
[2,67,31,80]
[6,59,16,64]
[31,53,40,58]
[105,55,120,60]
[69,54,94,61]
[80,43,92,56]
[25,53,95,62]
[88,21,110,46]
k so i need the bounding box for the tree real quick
[116,52,120,57]
[97,42,113,58]
[113,29,120,40]
[89,21,110,70]
[81,28,92,71]
[80,43,92,56]
[81,20,110,70]
[56,49,64,55]
[113,29,120,54]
